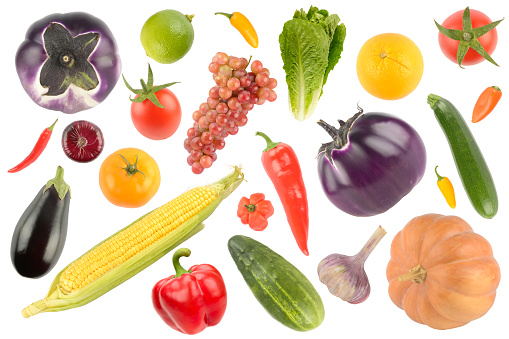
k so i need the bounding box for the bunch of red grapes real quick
[184,52,278,174]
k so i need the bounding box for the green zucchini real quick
[228,235,324,331]
[427,94,498,219]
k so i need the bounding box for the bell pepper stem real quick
[244,204,256,213]
[256,131,280,152]
[173,248,192,278]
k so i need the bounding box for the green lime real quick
[140,10,194,64]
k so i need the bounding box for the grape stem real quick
[245,56,252,70]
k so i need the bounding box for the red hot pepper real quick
[152,248,227,335]
[256,131,309,255]
[8,119,57,173]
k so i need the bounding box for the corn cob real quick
[22,167,244,318]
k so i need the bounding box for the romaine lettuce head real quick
[279,6,346,121]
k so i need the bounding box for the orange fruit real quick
[356,33,424,100]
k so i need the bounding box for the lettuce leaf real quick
[323,23,346,93]
[279,6,346,121]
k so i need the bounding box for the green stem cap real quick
[118,154,145,180]
[172,248,192,278]
[434,6,503,68]
[255,131,280,152]
[44,166,71,200]
[122,64,179,108]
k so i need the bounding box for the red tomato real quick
[131,88,182,140]
[438,9,498,66]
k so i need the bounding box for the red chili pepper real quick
[152,248,227,335]
[8,119,58,173]
[472,86,502,123]
[256,131,309,255]
[237,193,274,231]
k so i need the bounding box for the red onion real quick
[62,120,104,162]
[317,226,386,304]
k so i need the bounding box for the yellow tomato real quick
[99,148,160,208]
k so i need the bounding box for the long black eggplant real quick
[11,166,70,278]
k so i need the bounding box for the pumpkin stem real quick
[398,264,427,284]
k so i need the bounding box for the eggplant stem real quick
[44,166,71,200]
[317,120,338,139]
[317,106,365,169]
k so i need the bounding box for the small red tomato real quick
[237,193,274,231]
[437,8,500,67]
[124,64,182,140]
[131,88,181,140]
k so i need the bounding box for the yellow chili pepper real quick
[215,12,258,48]
[435,166,456,209]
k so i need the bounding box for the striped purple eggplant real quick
[15,12,121,113]
[317,107,426,217]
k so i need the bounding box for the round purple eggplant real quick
[15,12,121,114]
[317,107,426,217]
[11,166,70,278]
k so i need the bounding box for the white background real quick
[1,0,507,337]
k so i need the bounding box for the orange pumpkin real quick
[386,214,500,330]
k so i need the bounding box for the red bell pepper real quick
[256,131,309,255]
[152,248,227,335]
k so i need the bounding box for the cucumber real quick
[427,94,498,219]
[228,235,324,331]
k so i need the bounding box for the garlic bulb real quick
[317,226,386,304]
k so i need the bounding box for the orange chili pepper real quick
[472,86,502,123]
[215,12,258,48]
[435,166,456,209]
